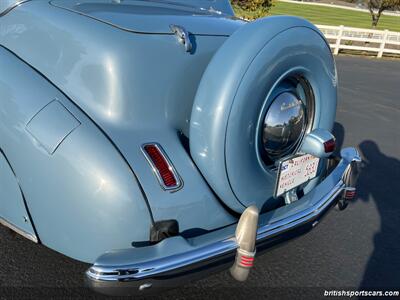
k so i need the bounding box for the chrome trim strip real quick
[88,238,238,281]
[0,0,31,17]
[87,148,360,285]
[0,217,38,243]
[141,143,183,192]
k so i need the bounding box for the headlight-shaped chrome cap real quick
[262,92,306,160]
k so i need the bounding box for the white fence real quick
[281,0,400,17]
[317,25,400,58]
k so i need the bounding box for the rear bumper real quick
[86,147,361,296]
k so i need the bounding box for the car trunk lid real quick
[50,0,242,36]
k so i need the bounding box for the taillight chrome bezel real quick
[141,143,183,192]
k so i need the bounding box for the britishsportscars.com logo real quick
[324,290,400,297]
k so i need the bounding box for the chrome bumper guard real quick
[86,147,361,296]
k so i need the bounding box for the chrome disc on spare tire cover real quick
[262,92,306,161]
[190,16,337,213]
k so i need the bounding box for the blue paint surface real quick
[0,0,338,264]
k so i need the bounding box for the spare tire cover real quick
[190,16,337,213]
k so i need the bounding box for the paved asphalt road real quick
[1,56,399,299]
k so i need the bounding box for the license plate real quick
[275,154,320,197]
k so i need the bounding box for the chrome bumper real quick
[86,147,361,296]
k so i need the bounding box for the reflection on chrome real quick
[263,92,306,159]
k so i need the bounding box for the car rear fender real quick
[0,46,153,263]
[0,149,38,243]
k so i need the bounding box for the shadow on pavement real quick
[334,122,400,288]
[357,141,400,288]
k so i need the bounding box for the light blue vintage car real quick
[0,0,361,295]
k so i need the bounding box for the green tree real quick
[366,0,400,28]
[231,0,273,19]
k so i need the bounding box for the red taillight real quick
[143,144,181,190]
[324,138,336,153]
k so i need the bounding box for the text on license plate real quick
[275,154,320,197]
